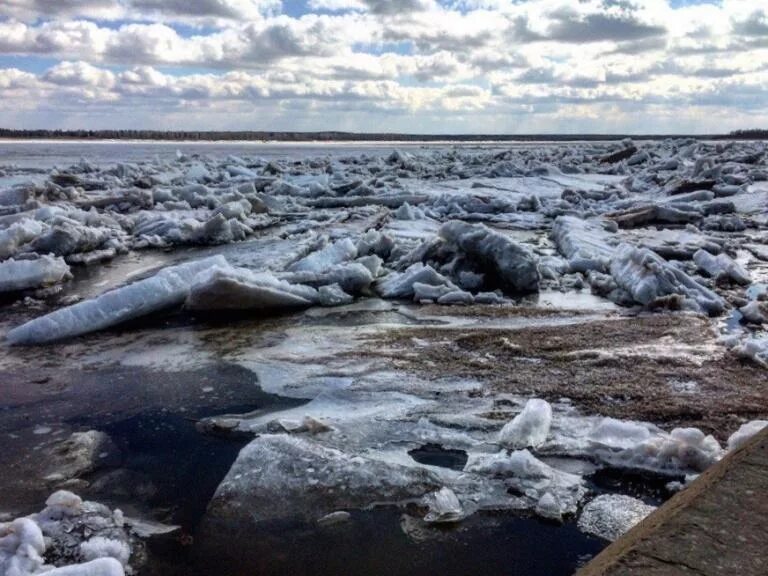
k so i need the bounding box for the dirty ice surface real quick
[1,139,768,576]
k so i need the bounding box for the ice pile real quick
[0,491,136,576]
[464,449,586,519]
[1,138,767,351]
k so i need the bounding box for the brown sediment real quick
[360,311,768,441]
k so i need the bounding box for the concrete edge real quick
[576,426,768,576]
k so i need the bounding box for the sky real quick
[0,0,766,133]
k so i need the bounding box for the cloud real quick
[0,0,766,132]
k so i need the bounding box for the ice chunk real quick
[577,495,656,541]
[422,487,464,524]
[317,511,351,527]
[436,290,475,305]
[588,419,722,473]
[318,284,354,306]
[464,449,585,516]
[203,435,440,526]
[375,263,457,299]
[393,202,425,220]
[0,518,46,576]
[7,256,225,345]
[186,266,317,311]
[693,249,751,285]
[42,558,125,576]
[281,262,374,295]
[80,537,130,566]
[0,218,44,259]
[727,420,768,451]
[732,337,768,368]
[535,492,562,521]
[588,418,653,450]
[439,221,539,293]
[0,255,70,293]
[498,399,552,449]
[552,216,615,273]
[288,238,357,273]
[610,244,725,315]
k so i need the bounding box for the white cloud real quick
[0,0,766,132]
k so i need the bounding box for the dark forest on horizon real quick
[0,128,766,142]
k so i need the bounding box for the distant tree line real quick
[0,128,765,142]
[723,129,768,139]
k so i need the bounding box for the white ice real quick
[7,256,225,344]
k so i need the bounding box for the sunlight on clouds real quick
[0,0,765,131]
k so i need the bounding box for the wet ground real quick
[366,309,768,440]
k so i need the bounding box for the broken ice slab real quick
[202,434,440,527]
[0,255,70,293]
[438,221,540,294]
[186,265,318,311]
[609,244,725,315]
[6,256,226,344]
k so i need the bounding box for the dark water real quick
[151,509,605,576]
[408,443,469,470]
[587,468,676,507]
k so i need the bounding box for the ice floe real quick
[577,495,656,541]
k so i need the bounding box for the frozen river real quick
[0,139,766,576]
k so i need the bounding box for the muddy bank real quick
[365,311,768,439]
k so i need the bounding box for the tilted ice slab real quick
[7,256,226,344]
[186,265,319,311]
[693,249,751,285]
[287,237,358,273]
[610,244,725,315]
[551,216,617,273]
[375,263,458,299]
[0,255,70,293]
[438,221,540,293]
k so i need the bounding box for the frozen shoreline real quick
[1,139,767,575]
